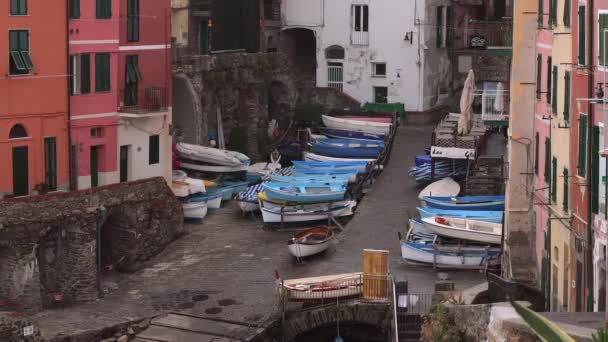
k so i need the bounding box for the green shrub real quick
[421,304,464,342]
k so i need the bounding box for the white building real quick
[281,0,452,112]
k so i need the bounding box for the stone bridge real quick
[0,177,183,314]
[282,301,392,341]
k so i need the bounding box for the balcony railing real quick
[474,89,510,122]
[451,20,513,50]
[119,86,169,114]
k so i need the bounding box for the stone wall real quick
[0,312,43,342]
[0,177,183,313]
[452,51,512,87]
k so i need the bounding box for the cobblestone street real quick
[32,125,486,340]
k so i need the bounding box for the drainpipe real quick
[587,0,595,312]
[66,0,73,190]
[96,206,107,296]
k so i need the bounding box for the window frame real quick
[9,30,32,75]
[125,54,141,106]
[536,54,542,99]
[372,62,387,77]
[564,70,570,122]
[578,113,587,176]
[373,86,388,104]
[10,0,27,16]
[563,0,571,27]
[599,11,608,69]
[44,137,57,191]
[551,65,558,115]
[578,5,586,65]
[353,4,369,33]
[563,167,569,211]
[545,137,551,184]
[535,132,540,175]
[94,53,111,92]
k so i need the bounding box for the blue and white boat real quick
[417,207,503,224]
[292,160,368,172]
[319,127,385,141]
[422,195,505,211]
[263,182,347,203]
[399,229,501,269]
[290,169,358,183]
[207,187,235,201]
[190,193,222,211]
[315,138,385,148]
[269,174,352,183]
[219,180,250,194]
[235,183,265,213]
[310,141,382,158]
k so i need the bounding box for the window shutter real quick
[70,0,80,19]
[95,53,110,92]
[600,14,608,67]
[578,6,586,65]
[536,54,542,99]
[535,132,540,175]
[592,126,600,212]
[579,115,587,176]
[362,5,368,32]
[545,137,551,183]
[564,71,570,122]
[552,157,557,202]
[563,0,570,27]
[538,0,544,27]
[446,6,453,47]
[436,7,443,48]
[81,54,90,94]
[547,57,553,102]
[563,168,569,211]
[551,66,558,115]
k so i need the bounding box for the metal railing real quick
[119,86,169,114]
[451,21,513,49]
[327,65,344,92]
[351,31,369,46]
[474,90,510,121]
[396,293,434,315]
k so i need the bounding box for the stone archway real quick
[280,28,317,82]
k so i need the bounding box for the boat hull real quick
[303,152,379,167]
[417,207,503,224]
[400,242,500,269]
[322,115,391,135]
[423,196,505,211]
[422,217,502,244]
[263,182,347,203]
[179,161,249,173]
[319,127,385,141]
[310,142,381,158]
[287,241,332,258]
[182,202,208,220]
[260,200,356,223]
[418,177,460,205]
[190,193,222,210]
[176,143,250,166]
[282,273,363,302]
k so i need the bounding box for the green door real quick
[90,146,99,187]
[494,0,506,20]
[120,145,129,182]
[12,146,28,196]
[199,21,209,54]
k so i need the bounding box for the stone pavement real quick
[31,125,485,340]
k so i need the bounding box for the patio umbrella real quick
[494,82,505,114]
[458,69,475,135]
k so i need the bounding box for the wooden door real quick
[12,146,28,196]
[90,146,99,187]
[363,249,389,300]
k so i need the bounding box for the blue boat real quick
[207,187,235,201]
[292,160,368,172]
[416,207,503,224]
[291,168,359,176]
[269,174,352,183]
[219,180,250,194]
[423,196,505,211]
[319,127,385,141]
[310,142,382,158]
[263,182,347,203]
[315,138,385,148]
[415,155,431,167]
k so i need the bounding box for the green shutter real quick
[535,133,540,175]
[545,137,551,183]
[592,126,600,213]
[149,135,160,165]
[563,0,571,27]
[96,0,111,19]
[579,115,587,176]
[564,71,570,122]
[446,6,453,47]
[547,57,553,102]
[81,54,90,94]
[127,0,140,42]
[578,6,586,65]
[563,168,569,211]
[538,0,544,27]
[11,0,27,15]
[436,7,443,48]
[552,157,557,203]
[95,53,110,92]
[552,66,558,115]
[69,0,80,19]
[9,30,29,75]
[550,0,557,27]
[537,54,542,99]
[600,14,608,67]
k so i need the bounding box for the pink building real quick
[534,0,553,307]
[68,0,120,188]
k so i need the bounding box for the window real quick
[353,5,368,33]
[327,62,343,91]
[600,13,608,67]
[10,0,26,15]
[374,87,388,103]
[578,6,586,65]
[70,54,90,95]
[373,63,386,77]
[90,127,102,137]
[592,126,600,213]
[9,124,27,139]
[547,57,552,102]
[535,132,540,175]
[96,0,111,19]
[263,0,280,21]
[69,0,80,19]
[551,157,557,203]
[578,114,587,176]
[125,55,142,106]
[549,0,557,28]
[436,6,446,48]
[563,168,569,211]
[9,30,33,75]
[551,66,558,114]
[44,137,57,191]
[563,0,570,27]
[564,71,570,122]
[127,0,139,42]
[536,54,542,99]
[95,53,111,92]
[149,135,160,165]
[545,137,551,183]
[538,0,544,27]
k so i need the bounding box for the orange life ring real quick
[435,217,450,225]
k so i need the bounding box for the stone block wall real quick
[0,177,183,313]
[0,312,43,342]
[452,50,512,87]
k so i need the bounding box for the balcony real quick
[118,87,169,117]
[451,20,512,54]
[473,85,510,125]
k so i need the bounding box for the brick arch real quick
[283,303,390,341]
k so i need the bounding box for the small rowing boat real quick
[322,115,391,135]
[263,182,347,203]
[287,227,335,258]
[421,217,502,244]
[417,207,503,224]
[418,177,460,206]
[319,127,385,141]
[280,272,363,302]
[260,199,356,223]
[422,195,505,211]
[176,143,250,166]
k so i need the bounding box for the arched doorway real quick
[280,28,317,82]
[9,124,29,196]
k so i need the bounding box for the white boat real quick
[237,200,260,213]
[176,143,250,166]
[171,181,190,197]
[248,161,281,176]
[182,201,208,221]
[418,177,460,206]
[287,227,335,258]
[421,217,502,244]
[183,177,205,194]
[303,152,382,170]
[322,115,392,135]
[260,200,356,223]
[261,199,351,211]
[179,161,249,173]
[281,272,363,302]
[172,170,187,182]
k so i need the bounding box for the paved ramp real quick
[136,312,264,342]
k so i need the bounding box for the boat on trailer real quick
[421,217,502,244]
[422,195,505,211]
[287,226,335,258]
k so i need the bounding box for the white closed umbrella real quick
[458,70,475,135]
[494,82,504,114]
